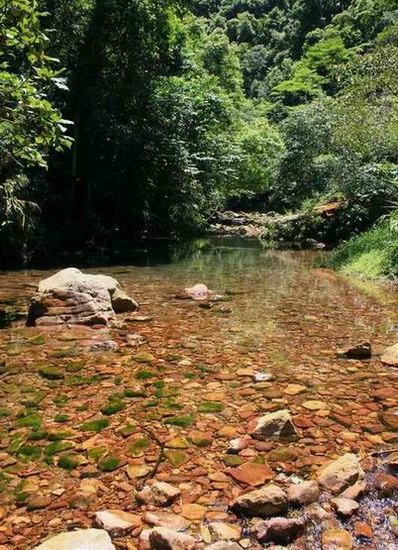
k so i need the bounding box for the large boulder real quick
[27,268,138,326]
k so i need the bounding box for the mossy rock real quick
[17,445,42,461]
[53,394,69,405]
[47,430,73,441]
[164,400,183,410]
[98,455,120,472]
[164,449,189,467]
[38,366,64,380]
[66,361,84,372]
[133,352,155,363]
[76,404,89,412]
[101,399,125,416]
[117,423,137,437]
[22,391,46,408]
[29,335,46,345]
[128,437,150,457]
[58,453,84,470]
[224,455,244,467]
[135,370,155,380]
[124,388,146,398]
[0,408,11,418]
[52,348,79,358]
[45,440,74,456]
[80,418,110,433]
[198,402,224,413]
[267,447,300,462]
[163,415,195,428]
[64,375,99,386]
[28,429,48,441]
[7,433,25,453]
[54,413,70,423]
[87,446,108,463]
[16,413,41,429]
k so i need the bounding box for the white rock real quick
[316,453,364,494]
[251,410,298,440]
[95,509,140,535]
[33,528,116,550]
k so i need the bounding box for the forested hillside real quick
[1,0,398,263]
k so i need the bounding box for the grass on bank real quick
[330,219,398,280]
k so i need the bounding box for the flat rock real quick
[302,400,327,411]
[95,509,141,535]
[287,480,320,506]
[137,482,181,506]
[373,472,398,497]
[381,343,398,367]
[252,517,305,545]
[322,529,353,550]
[225,462,274,487]
[380,410,398,430]
[315,453,364,494]
[33,529,116,549]
[331,497,359,517]
[208,523,241,541]
[230,484,288,517]
[143,511,191,531]
[205,544,241,550]
[251,410,298,440]
[148,527,197,549]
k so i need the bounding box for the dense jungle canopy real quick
[1,0,398,266]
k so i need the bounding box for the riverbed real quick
[1,238,398,548]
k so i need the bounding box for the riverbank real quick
[2,243,398,548]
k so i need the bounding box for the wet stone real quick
[331,497,359,517]
[225,462,274,487]
[252,517,306,545]
[321,529,353,550]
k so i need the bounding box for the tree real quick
[0,0,70,256]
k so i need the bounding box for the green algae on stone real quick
[87,446,108,462]
[189,432,213,447]
[38,366,64,380]
[53,394,69,405]
[101,399,125,416]
[164,449,189,467]
[17,445,42,461]
[80,417,110,433]
[117,423,137,437]
[22,391,46,408]
[267,446,300,462]
[16,413,41,429]
[128,437,150,456]
[124,388,146,398]
[29,335,46,345]
[28,429,49,441]
[52,348,79,358]
[45,440,74,456]
[135,370,155,380]
[198,401,224,413]
[0,408,11,417]
[98,455,120,472]
[64,374,100,386]
[66,361,84,372]
[163,415,195,427]
[54,413,70,423]
[76,404,89,412]
[223,455,244,467]
[47,430,73,441]
[58,453,83,470]
[133,352,155,363]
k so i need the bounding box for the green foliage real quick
[0,0,71,256]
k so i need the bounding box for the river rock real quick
[143,511,191,531]
[315,453,364,494]
[381,344,398,367]
[225,462,274,486]
[27,268,138,326]
[95,509,141,535]
[230,484,287,517]
[322,529,353,550]
[137,481,181,506]
[33,529,116,549]
[251,410,298,440]
[208,522,241,541]
[251,517,305,544]
[205,544,241,550]
[147,527,197,549]
[373,472,398,497]
[340,480,367,500]
[287,480,320,506]
[331,497,359,517]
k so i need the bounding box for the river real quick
[1,237,398,548]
